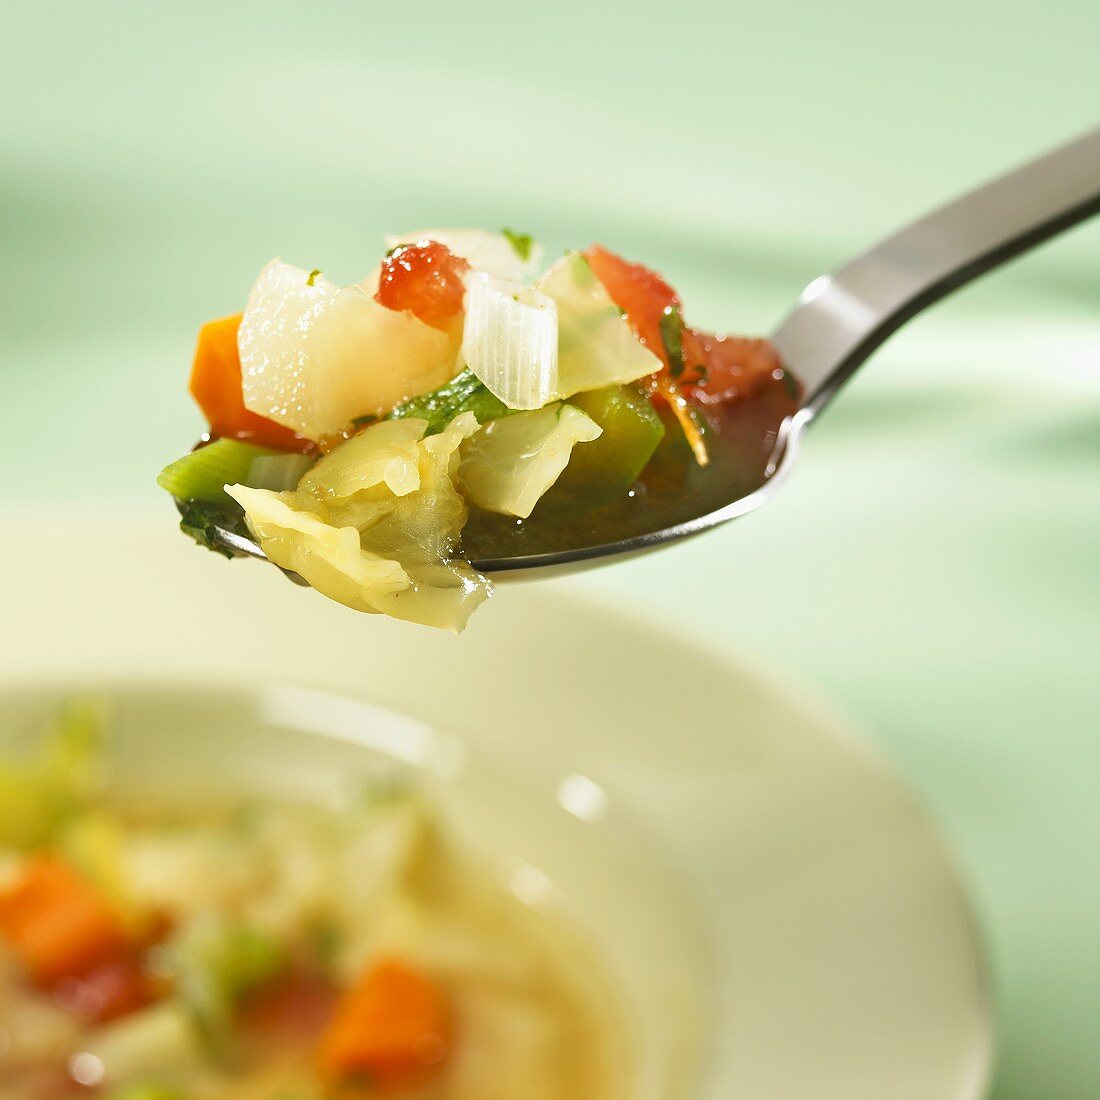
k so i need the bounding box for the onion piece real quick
[384,228,543,283]
[460,274,559,411]
[459,404,602,519]
[239,259,459,442]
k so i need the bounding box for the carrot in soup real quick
[317,959,451,1091]
[0,857,130,986]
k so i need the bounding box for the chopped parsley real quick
[570,253,596,288]
[778,367,799,400]
[501,227,534,261]
[659,305,685,379]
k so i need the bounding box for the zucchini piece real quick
[555,385,665,501]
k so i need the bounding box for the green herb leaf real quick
[501,227,534,261]
[306,268,321,286]
[659,305,685,379]
[178,500,247,559]
[388,368,516,435]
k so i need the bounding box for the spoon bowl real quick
[186,125,1100,578]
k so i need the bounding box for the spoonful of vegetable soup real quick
[159,127,1100,631]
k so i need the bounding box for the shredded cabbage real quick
[222,487,413,614]
[459,405,602,519]
[298,419,426,500]
[535,253,662,399]
[227,414,490,632]
[384,228,543,283]
[461,274,559,410]
[238,260,459,442]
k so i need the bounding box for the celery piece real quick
[555,385,665,501]
[388,368,515,436]
[172,917,285,1054]
[0,699,107,849]
[246,453,317,493]
[157,440,312,506]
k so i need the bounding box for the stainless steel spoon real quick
[198,125,1100,579]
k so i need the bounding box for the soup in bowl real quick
[0,697,639,1100]
[0,522,991,1100]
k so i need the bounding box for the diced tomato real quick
[583,244,715,460]
[681,329,784,405]
[317,959,451,1092]
[582,244,679,367]
[584,243,786,412]
[375,242,470,332]
[189,313,314,453]
[52,952,156,1023]
[0,858,130,987]
[240,970,338,1043]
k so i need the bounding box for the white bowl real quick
[0,521,991,1100]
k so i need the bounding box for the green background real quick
[1,2,1097,1095]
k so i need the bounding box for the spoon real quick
[198,125,1100,578]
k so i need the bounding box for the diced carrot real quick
[189,313,314,453]
[0,858,130,986]
[649,373,709,467]
[317,959,451,1092]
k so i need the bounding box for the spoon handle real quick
[770,126,1100,415]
